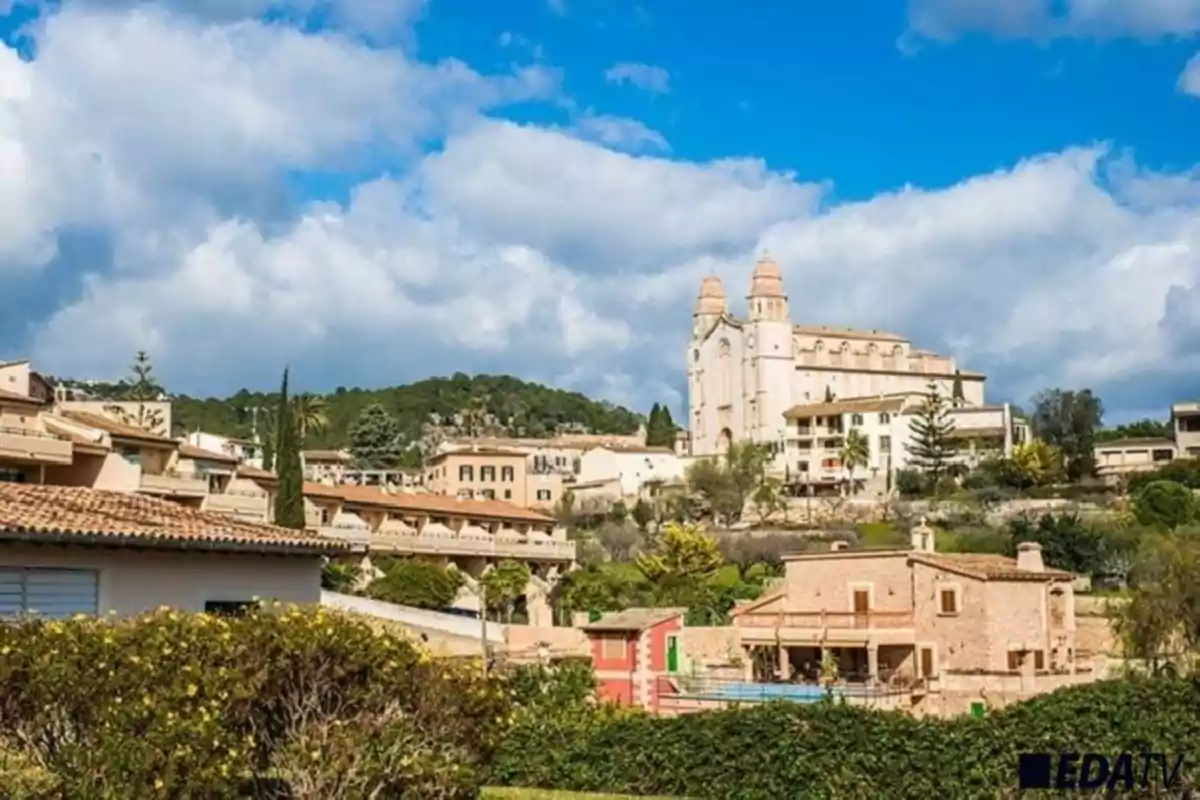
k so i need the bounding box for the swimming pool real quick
[696,682,877,703]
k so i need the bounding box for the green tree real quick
[321,559,360,593]
[1006,514,1128,577]
[292,393,329,445]
[1131,480,1197,531]
[366,558,466,610]
[1095,418,1171,443]
[1031,388,1104,481]
[951,369,965,407]
[272,368,306,529]
[631,498,654,532]
[106,351,165,433]
[840,428,870,494]
[347,403,404,469]
[1010,439,1064,487]
[481,560,532,623]
[751,477,786,524]
[645,403,678,448]
[906,382,957,488]
[1109,532,1200,674]
[261,409,276,473]
[636,521,722,587]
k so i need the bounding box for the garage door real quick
[0,568,99,619]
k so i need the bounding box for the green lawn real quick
[482,789,680,799]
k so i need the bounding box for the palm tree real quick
[840,428,870,495]
[292,394,329,444]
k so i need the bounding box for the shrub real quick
[489,678,1200,798]
[894,469,926,497]
[1131,480,1197,531]
[366,557,466,610]
[0,606,513,798]
[1128,459,1200,493]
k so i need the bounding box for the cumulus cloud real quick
[1181,51,1200,94]
[908,0,1200,40]
[1,1,1197,422]
[604,62,670,94]
[571,113,670,153]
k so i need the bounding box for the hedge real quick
[489,678,1200,799]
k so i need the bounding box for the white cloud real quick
[1181,51,1200,94]
[908,0,1200,39]
[604,62,670,94]
[571,112,669,152]
[1,1,1198,422]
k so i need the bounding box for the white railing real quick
[0,427,74,464]
[139,472,209,496]
[369,532,576,561]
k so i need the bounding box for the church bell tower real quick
[747,254,792,447]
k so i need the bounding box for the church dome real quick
[694,275,727,315]
[749,254,786,298]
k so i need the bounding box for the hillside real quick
[55,372,644,452]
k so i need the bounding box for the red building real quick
[581,607,685,710]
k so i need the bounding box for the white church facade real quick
[685,256,1012,487]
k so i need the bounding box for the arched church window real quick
[892,344,904,357]
[719,338,731,356]
[867,343,878,355]
[814,340,825,352]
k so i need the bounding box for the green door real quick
[667,636,679,673]
[970,701,987,719]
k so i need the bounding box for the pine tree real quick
[646,403,678,447]
[906,381,957,488]
[272,368,306,529]
[348,403,404,469]
[658,404,677,445]
[646,403,662,445]
[107,351,165,433]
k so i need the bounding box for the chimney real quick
[910,517,935,553]
[1016,542,1044,573]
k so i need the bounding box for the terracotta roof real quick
[237,464,277,481]
[584,444,674,454]
[580,607,686,632]
[909,553,1074,582]
[59,410,176,446]
[302,449,352,462]
[730,588,786,617]
[40,416,112,453]
[178,443,239,464]
[0,387,44,406]
[784,398,906,419]
[1095,438,1176,450]
[427,447,528,461]
[0,483,348,555]
[301,482,555,524]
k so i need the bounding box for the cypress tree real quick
[273,368,306,529]
[906,381,957,490]
[951,369,965,407]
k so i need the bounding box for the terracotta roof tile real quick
[237,465,277,481]
[580,607,686,632]
[301,482,555,524]
[0,388,44,406]
[428,447,528,461]
[910,553,1074,582]
[784,398,906,419]
[302,450,351,462]
[0,483,348,555]
[59,410,176,445]
[178,443,239,464]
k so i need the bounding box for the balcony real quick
[737,609,915,646]
[369,532,576,562]
[203,491,270,521]
[138,472,209,498]
[317,524,372,547]
[0,426,73,465]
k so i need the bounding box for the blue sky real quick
[0,0,1197,424]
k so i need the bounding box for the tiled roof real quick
[584,444,675,454]
[580,607,686,632]
[910,553,1075,582]
[237,464,277,481]
[783,398,906,419]
[178,443,239,464]
[302,482,555,524]
[0,387,44,406]
[59,410,176,446]
[0,483,348,555]
[302,449,351,462]
[427,447,528,461]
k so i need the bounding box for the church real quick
[686,255,988,462]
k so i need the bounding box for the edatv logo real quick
[1018,752,1186,792]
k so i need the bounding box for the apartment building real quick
[425,446,565,510]
[781,395,1026,494]
[302,449,352,483]
[723,525,1086,716]
[185,431,263,469]
[1094,438,1177,485]
[577,445,685,498]
[1172,401,1200,458]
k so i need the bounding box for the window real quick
[851,413,864,425]
[0,568,98,619]
[555,456,566,467]
[120,447,142,466]
[938,587,959,615]
[479,489,495,500]
[536,489,552,501]
[204,601,256,617]
[1007,651,1022,672]
[797,461,809,473]
[879,412,891,424]
[879,436,891,453]
[501,466,515,482]
[458,465,474,482]
[919,647,934,678]
[504,489,512,500]
[480,466,496,482]
[0,467,27,483]
[602,636,626,660]
[1034,650,1045,670]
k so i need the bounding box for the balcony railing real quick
[318,524,372,546]
[0,426,73,465]
[138,472,209,497]
[203,492,269,519]
[369,532,576,561]
[738,610,915,629]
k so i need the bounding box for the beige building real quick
[726,525,1088,716]
[426,447,565,510]
[576,444,685,498]
[687,257,987,466]
[1172,401,1200,458]
[1094,437,1177,485]
[781,395,1027,493]
[0,482,347,618]
[302,449,352,483]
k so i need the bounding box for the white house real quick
[577,445,685,498]
[184,431,263,469]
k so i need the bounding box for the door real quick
[666,635,679,673]
[853,589,870,626]
[920,647,935,678]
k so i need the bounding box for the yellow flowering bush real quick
[0,606,516,798]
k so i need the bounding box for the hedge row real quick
[0,607,582,799]
[489,678,1200,799]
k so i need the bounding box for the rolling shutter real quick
[0,568,99,619]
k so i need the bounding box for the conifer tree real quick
[906,381,957,490]
[272,368,306,529]
[951,369,965,407]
